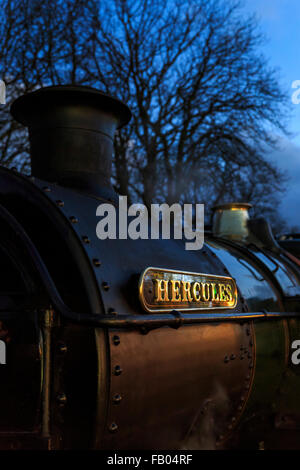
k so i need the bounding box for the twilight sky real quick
[243,0,300,231]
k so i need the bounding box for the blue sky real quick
[242,0,300,231]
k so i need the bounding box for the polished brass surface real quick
[212,202,252,241]
[102,322,255,449]
[139,267,237,312]
[41,309,54,440]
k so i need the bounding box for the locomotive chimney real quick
[10,85,131,198]
[212,202,252,242]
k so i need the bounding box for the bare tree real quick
[0,0,291,230]
[82,1,289,211]
[0,0,97,170]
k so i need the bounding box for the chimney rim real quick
[212,202,252,212]
[10,84,132,129]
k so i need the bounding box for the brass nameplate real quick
[139,267,237,313]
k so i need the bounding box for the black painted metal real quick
[207,235,286,300]
[248,217,282,253]
[11,85,131,200]
[0,167,103,315]
[279,239,300,258]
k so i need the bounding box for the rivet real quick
[232,417,236,422]
[102,282,110,291]
[224,355,230,363]
[113,394,122,404]
[249,362,254,369]
[56,200,64,207]
[43,186,51,192]
[82,235,90,244]
[238,405,243,411]
[113,335,120,346]
[246,328,251,336]
[109,423,118,433]
[108,307,117,315]
[58,342,67,354]
[245,383,250,390]
[258,441,264,450]
[69,216,78,223]
[56,392,67,405]
[114,365,122,376]
[240,396,245,402]
[93,258,101,267]
[230,354,236,360]
[228,424,233,430]
[248,353,252,359]
[240,355,244,360]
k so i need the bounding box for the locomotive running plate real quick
[139,267,238,313]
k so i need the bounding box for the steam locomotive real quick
[0,85,299,450]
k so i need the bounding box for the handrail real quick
[0,203,298,330]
